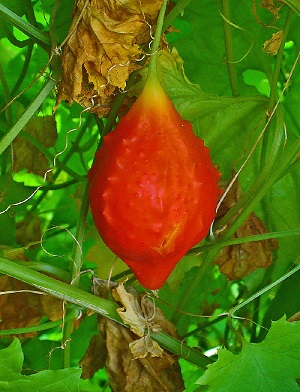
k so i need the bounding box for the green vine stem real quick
[0,312,75,337]
[19,130,85,181]
[29,114,93,212]
[162,0,193,31]
[0,257,212,369]
[147,0,168,84]
[0,78,56,155]
[62,181,90,368]
[0,4,50,50]
[268,9,293,112]
[221,0,240,96]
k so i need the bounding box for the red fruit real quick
[88,80,221,289]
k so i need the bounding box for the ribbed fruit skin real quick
[89,83,221,289]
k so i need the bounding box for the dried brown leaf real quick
[288,312,300,323]
[215,177,277,280]
[79,334,107,379]
[82,280,184,391]
[0,276,64,338]
[56,0,164,115]
[12,115,57,176]
[129,335,164,359]
[113,283,146,337]
[261,0,283,21]
[215,212,277,280]
[263,30,283,55]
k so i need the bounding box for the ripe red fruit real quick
[88,80,221,289]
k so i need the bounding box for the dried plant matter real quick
[215,178,277,280]
[56,0,164,115]
[80,280,184,391]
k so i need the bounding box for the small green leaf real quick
[0,339,81,391]
[198,317,300,391]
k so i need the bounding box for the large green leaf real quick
[198,317,300,391]
[0,339,81,391]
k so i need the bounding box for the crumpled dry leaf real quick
[260,0,282,22]
[263,30,283,55]
[56,0,164,115]
[0,276,64,338]
[215,177,278,280]
[12,115,57,176]
[80,280,184,391]
[80,334,107,379]
[129,335,163,359]
[287,312,300,323]
[113,283,146,337]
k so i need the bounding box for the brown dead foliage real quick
[12,115,57,176]
[215,177,278,280]
[80,280,184,391]
[56,0,164,115]
[0,275,64,338]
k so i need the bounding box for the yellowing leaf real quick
[56,0,164,115]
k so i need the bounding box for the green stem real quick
[49,0,62,52]
[215,109,285,232]
[62,182,90,367]
[268,9,293,112]
[0,78,56,156]
[29,115,93,212]
[19,130,85,181]
[0,257,212,368]
[230,262,300,318]
[162,0,193,31]
[11,45,34,97]
[0,312,75,336]
[0,257,120,319]
[0,63,13,126]
[221,0,240,96]
[188,228,300,255]
[0,4,50,50]
[147,0,169,83]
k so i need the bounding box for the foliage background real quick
[0,0,299,391]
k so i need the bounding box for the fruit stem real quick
[146,0,169,85]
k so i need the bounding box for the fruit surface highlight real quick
[88,80,221,289]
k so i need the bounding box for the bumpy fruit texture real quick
[89,80,221,289]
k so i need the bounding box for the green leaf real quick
[0,339,81,391]
[157,49,268,178]
[197,317,300,391]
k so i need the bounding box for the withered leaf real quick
[113,283,146,337]
[263,30,283,55]
[81,280,184,391]
[0,276,64,338]
[12,115,57,176]
[260,0,282,22]
[215,212,277,280]
[129,335,164,359]
[80,334,107,379]
[215,176,277,280]
[56,0,164,115]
